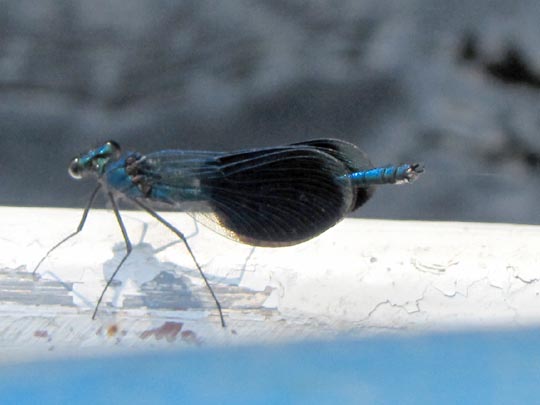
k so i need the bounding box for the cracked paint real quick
[1,207,540,353]
[140,322,183,342]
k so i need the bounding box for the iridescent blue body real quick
[340,164,423,186]
[70,139,423,246]
[38,138,423,326]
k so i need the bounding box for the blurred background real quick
[1,0,540,223]
[2,2,540,399]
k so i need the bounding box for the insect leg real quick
[33,184,102,276]
[92,192,133,320]
[131,198,225,328]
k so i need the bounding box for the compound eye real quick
[68,157,83,179]
[104,140,121,159]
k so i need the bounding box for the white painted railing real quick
[1,206,539,360]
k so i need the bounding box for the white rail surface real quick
[1,207,539,359]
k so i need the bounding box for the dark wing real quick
[139,140,372,247]
[291,139,375,211]
[201,144,359,246]
[291,139,373,171]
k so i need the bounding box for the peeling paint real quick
[411,257,459,275]
[1,208,540,355]
[0,268,74,306]
[33,330,49,339]
[107,325,119,337]
[181,330,201,345]
[140,322,183,342]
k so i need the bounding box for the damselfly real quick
[33,139,423,327]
